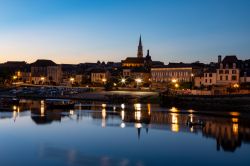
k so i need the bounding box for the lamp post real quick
[175,83,179,89]
[40,77,45,85]
[12,75,17,87]
[135,78,142,89]
[191,73,194,89]
[102,78,107,85]
[171,79,177,84]
[70,77,75,85]
[233,83,240,93]
[121,78,126,84]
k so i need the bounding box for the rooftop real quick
[31,59,57,67]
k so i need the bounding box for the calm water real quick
[1,100,250,166]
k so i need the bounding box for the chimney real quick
[218,55,222,63]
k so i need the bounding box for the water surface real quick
[1,100,250,166]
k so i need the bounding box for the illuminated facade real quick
[91,68,110,84]
[31,59,62,84]
[151,65,194,88]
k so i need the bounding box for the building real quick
[216,55,240,86]
[194,73,204,88]
[151,63,196,88]
[47,65,62,85]
[130,67,151,84]
[15,71,31,83]
[31,59,62,84]
[203,68,217,86]
[239,59,250,83]
[121,36,152,68]
[91,68,110,84]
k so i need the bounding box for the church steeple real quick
[137,35,143,58]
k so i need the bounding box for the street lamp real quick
[121,78,126,84]
[12,75,18,87]
[172,79,177,83]
[135,78,142,88]
[102,78,107,84]
[175,83,179,89]
[40,77,45,84]
[70,77,75,84]
[233,83,239,88]
[13,75,17,80]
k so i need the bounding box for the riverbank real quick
[160,93,250,112]
[0,90,158,104]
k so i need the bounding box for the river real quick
[0,100,250,166]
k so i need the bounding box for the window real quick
[232,70,236,74]
[209,73,212,77]
[220,76,222,80]
[205,73,207,77]
[233,63,236,69]
[232,76,237,81]
[205,79,207,83]
[219,70,223,74]
[225,70,229,74]
[226,76,228,80]
[210,79,212,83]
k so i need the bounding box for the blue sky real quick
[0,0,249,64]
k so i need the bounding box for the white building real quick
[216,56,240,86]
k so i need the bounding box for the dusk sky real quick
[0,0,250,64]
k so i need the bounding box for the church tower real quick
[137,35,143,58]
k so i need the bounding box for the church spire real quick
[137,35,143,58]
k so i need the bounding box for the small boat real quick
[45,99,75,109]
[186,120,205,127]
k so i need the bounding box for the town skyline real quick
[1,0,250,64]
[0,34,247,65]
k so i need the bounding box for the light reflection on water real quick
[0,100,250,166]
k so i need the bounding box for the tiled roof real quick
[91,68,107,73]
[31,59,57,67]
[222,55,238,64]
[122,57,145,63]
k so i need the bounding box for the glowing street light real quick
[40,76,45,85]
[175,83,179,88]
[70,77,75,84]
[135,78,142,88]
[40,77,45,81]
[13,75,17,80]
[121,78,126,84]
[135,78,142,83]
[233,83,239,88]
[12,75,17,86]
[102,78,107,84]
[171,79,177,83]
